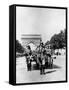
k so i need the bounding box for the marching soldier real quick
[25,45,32,71]
[37,41,46,75]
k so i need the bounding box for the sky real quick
[16,6,66,44]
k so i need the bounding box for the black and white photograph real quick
[15,5,67,84]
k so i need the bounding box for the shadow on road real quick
[52,64,61,69]
[45,70,56,74]
[31,64,61,70]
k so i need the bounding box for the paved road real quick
[16,55,66,83]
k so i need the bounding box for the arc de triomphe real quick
[21,34,41,47]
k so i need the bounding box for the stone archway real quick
[21,34,41,48]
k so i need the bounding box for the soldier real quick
[25,45,32,71]
[43,49,48,69]
[37,41,46,75]
[45,45,52,68]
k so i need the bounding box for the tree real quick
[16,40,24,53]
[58,30,65,49]
[64,29,66,46]
[45,41,50,46]
[50,30,66,50]
[50,34,59,50]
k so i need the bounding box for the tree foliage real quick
[50,34,59,49]
[45,29,66,50]
[16,40,24,53]
[45,41,50,46]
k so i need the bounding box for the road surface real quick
[16,55,66,83]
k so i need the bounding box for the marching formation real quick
[24,40,55,75]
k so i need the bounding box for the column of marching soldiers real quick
[24,40,55,75]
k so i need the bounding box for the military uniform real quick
[37,43,46,75]
[25,45,32,71]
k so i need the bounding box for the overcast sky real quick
[16,6,66,43]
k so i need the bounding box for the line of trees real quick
[45,29,66,50]
[16,29,66,53]
[16,40,25,53]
